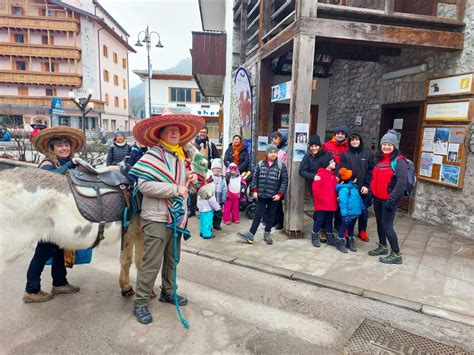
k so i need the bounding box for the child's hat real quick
[320,154,334,168]
[339,168,353,181]
[266,144,278,154]
[211,158,222,170]
[227,162,238,172]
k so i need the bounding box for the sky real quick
[98,0,202,87]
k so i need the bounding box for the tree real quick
[129,82,145,118]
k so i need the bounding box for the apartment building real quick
[134,70,221,142]
[0,0,134,132]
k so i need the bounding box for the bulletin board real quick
[416,124,470,188]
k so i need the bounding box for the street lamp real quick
[68,89,94,135]
[135,26,164,117]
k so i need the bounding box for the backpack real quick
[391,157,416,198]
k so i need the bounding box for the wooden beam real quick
[258,0,272,47]
[284,33,316,234]
[257,59,272,144]
[295,0,317,18]
[240,0,248,63]
[457,0,466,23]
[300,17,464,51]
[259,20,298,60]
[384,0,395,15]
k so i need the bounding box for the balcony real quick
[0,15,80,32]
[0,43,81,60]
[0,70,82,87]
[0,95,105,112]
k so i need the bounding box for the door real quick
[380,102,423,212]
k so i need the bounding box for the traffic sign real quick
[51,97,63,110]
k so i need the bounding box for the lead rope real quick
[171,216,189,329]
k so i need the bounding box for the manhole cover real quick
[342,319,468,354]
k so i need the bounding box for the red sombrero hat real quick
[32,126,85,155]
[133,108,205,147]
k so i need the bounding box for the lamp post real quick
[68,89,94,135]
[135,26,163,117]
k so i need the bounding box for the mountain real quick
[164,57,192,73]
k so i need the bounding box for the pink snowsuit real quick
[223,164,241,223]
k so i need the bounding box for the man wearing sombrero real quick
[24,126,84,303]
[128,109,205,325]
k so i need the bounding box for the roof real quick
[49,0,136,53]
[92,0,130,37]
[133,70,194,81]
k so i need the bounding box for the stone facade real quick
[326,3,474,237]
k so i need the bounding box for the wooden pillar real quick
[384,0,395,15]
[284,33,316,235]
[240,0,248,63]
[256,59,272,160]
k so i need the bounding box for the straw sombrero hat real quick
[133,108,205,147]
[32,126,85,155]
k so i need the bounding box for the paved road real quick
[0,244,472,354]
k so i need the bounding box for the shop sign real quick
[271,81,292,102]
[424,100,472,121]
[427,73,474,98]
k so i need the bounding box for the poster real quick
[257,136,268,152]
[393,118,404,130]
[449,127,466,144]
[234,67,253,162]
[440,164,460,186]
[420,152,433,177]
[447,143,460,162]
[433,128,450,155]
[422,127,436,152]
[271,81,292,102]
[432,155,443,165]
[293,123,309,162]
[280,113,289,128]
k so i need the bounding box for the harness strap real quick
[89,221,105,249]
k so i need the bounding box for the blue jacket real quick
[336,181,364,218]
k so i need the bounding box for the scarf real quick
[159,139,186,161]
[129,145,191,240]
[232,143,242,165]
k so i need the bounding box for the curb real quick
[181,245,474,327]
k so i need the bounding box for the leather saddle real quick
[65,163,131,224]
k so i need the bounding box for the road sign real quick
[51,97,62,110]
[51,108,65,115]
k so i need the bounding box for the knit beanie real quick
[380,129,400,150]
[335,125,349,137]
[308,134,321,146]
[211,158,222,170]
[266,144,278,155]
[338,168,353,181]
[227,162,238,173]
[114,130,125,138]
[320,154,334,169]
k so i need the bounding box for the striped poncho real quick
[129,145,192,240]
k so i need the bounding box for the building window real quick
[14,34,25,44]
[103,45,108,58]
[169,87,193,103]
[42,35,49,45]
[18,87,28,96]
[103,70,109,82]
[122,58,127,69]
[103,119,109,130]
[45,88,57,96]
[104,93,109,106]
[113,75,119,86]
[16,61,27,71]
[12,6,23,15]
[113,52,118,64]
[111,119,116,131]
[43,62,56,72]
[59,116,70,126]
[114,96,119,107]
[123,98,127,109]
[41,9,55,17]
[122,79,126,90]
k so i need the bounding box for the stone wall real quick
[326,2,474,237]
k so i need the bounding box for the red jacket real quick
[323,137,349,166]
[312,168,338,211]
[370,153,394,200]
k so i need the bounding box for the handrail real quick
[262,10,295,41]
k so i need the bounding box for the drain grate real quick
[342,319,468,354]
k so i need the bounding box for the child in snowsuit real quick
[223,163,241,225]
[311,155,338,248]
[197,194,221,239]
[211,158,227,230]
[336,168,365,253]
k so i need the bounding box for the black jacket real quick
[194,136,219,168]
[106,143,131,166]
[224,143,250,173]
[341,138,374,190]
[251,159,288,198]
[299,151,333,184]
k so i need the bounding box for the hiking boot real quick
[274,224,283,231]
[263,232,273,245]
[159,292,188,306]
[311,231,321,248]
[320,229,327,243]
[368,243,389,256]
[237,231,254,244]
[326,232,336,246]
[23,290,54,303]
[336,237,348,253]
[52,283,80,295]
[134,305,153,324]
[358,230,369,242]
[346,236,357,252]
[379,251,403,265]
[213,225,222,231]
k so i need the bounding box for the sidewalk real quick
[183,208,474,326]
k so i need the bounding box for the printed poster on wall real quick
[293,123,309,162]
[422,127,436,152]
[234,67,253,164]
[433,128,450,155]
[420,152,434,177]
[257,136,268,152]
[440,164,460,186]
[449,127,466,144]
